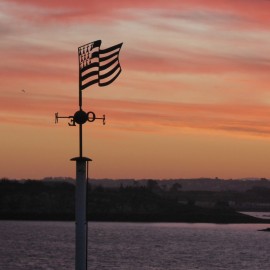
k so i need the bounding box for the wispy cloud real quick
[2,1,270,80]
[2,0,270,178]
[2,93,270,138]
[5,0,270,28]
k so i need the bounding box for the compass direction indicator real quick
[55,110,105,126]
[55,40,123,270]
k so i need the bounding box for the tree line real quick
[0,179,269,223]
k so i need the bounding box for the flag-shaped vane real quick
[79,40,123,90]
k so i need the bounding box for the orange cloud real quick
[2,93,270,138]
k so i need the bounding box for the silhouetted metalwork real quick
[55,111,105,126]
[56,40,122,156]
[79,40,123,90]
[55,40,123,270]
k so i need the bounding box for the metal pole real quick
[71,157,91,270]
[76,46,87,270]
[79,124,83,158]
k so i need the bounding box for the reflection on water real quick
[0,221,270,270]
[241,211,270,219]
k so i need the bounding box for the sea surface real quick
[0,220,270,270]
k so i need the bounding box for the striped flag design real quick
[78,40,123,90]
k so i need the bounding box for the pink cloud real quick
[1,44,269,87]
[124,51,270,75]
[2,0,270,79]
[5,0,270,29]
[1,0,270,137]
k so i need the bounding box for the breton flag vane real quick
[79,40,123,90]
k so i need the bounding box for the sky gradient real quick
[1,0,270,179]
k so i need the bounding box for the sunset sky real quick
[1,0,270,180]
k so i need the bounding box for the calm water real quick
[0,221,270,270]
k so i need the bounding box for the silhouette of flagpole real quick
[55,40,123,270]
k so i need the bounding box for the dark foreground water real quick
[0,221,270,270]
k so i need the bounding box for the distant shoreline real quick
[1,211,269,224]
[1,179,270,224]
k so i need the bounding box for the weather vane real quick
[55,40,123,270]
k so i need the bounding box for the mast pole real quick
[73,47,88,270]
[71,156,90,270]
[79,124,83,158]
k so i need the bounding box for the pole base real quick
[71,156,92,162]
[71,156,91,270]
